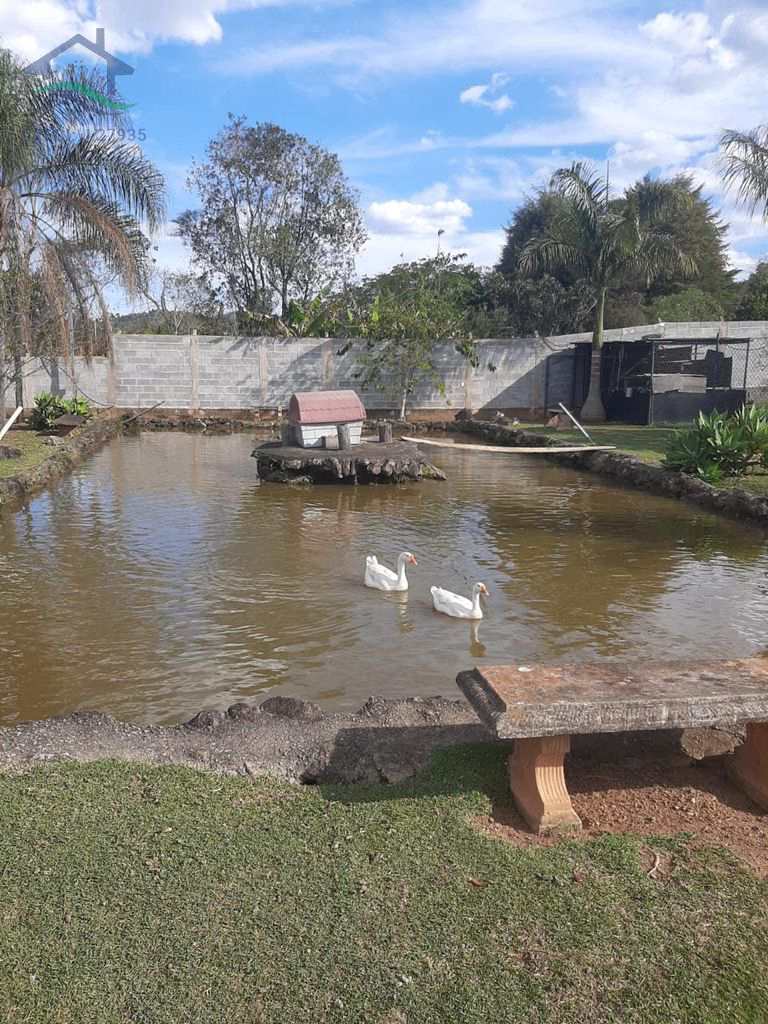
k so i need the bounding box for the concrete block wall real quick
[11,321,768,416]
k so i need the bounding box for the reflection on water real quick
[0,432,766,724]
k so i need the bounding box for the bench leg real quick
[727,723,768,811]
[507,735,582,835]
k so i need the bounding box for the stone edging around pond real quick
[0,412,124,513]
[254,439,446,485]
[0,694,738,785]
[418,419,768,527]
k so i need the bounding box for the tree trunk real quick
[13,349,23,410]
[0,335,6,423]
[399,389,407,421]
[580,287,607,422]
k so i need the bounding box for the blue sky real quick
[6,0,768,304]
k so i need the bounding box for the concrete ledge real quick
[458,658,768,739]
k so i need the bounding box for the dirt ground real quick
[480,753,768,877]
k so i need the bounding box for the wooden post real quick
[378,421,393,443]
[337,423,351,450]
[507,735,582,835]
[281,422,298,446]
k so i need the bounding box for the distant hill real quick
[110,310,166,334]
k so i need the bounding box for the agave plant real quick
[0,49,165,416]
[663,405,768,481]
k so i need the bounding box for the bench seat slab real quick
[727,722,768,811]
[508,735,582,834]
[457,658,768,739]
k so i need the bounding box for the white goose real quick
[364,552,417,592]
[431,582,488,620]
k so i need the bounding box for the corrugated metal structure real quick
[287,390,365,447]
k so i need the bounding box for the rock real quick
[0,445,22,459]
[681,726,744,760]
[42,436,64,447]
[253,439,446,485]
[259,696,324,721]
[227,702,261,722]
[185,709,226,730]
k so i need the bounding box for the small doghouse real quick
[287,390,365,448]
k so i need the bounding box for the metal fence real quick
[601,333,768,424]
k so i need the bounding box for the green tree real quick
[176,117,366,332]
[0,50,164,418]
[496,191,594,335]
[626,174,737,311]
[346,255,475,419]
[650,287,724,323]
[519,163,696,420]
[734,261,768,320]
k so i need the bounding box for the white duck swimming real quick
[364,552,418,592]
[431,582,488,620]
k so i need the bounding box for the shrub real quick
[29,393,92,431]
[29,392,66,431]
[62,396,91,418]
[663,405,768,480]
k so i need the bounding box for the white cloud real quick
[367,191,472,236]
[728,248,759,279]
[459,72,513,114]
[356,229,504,278]
[0,0,343,60]
[220,0,652,78]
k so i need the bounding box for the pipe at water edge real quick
[0,406,22,442]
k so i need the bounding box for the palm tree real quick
[519,163,696,421]
[0,50,165,417]
[721,126,768,219]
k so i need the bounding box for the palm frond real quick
[519,236,589,279]
[21,134,165,231]
[550,162,607,234]
[38,191,151,294]
[721,126,768,218]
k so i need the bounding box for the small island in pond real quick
[252,438,446,485]
[252,390,446,484]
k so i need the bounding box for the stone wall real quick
[13,321,768,416]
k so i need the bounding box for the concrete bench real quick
[457,658,768,834]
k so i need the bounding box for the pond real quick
[1,432,767,725]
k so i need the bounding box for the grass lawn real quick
[0,428,51,481]
[532,424,677,464]
[1,750,766,1023]
[531,423,768,495]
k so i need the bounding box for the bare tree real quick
[142,269,223,335]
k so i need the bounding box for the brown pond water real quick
[1,432,767,724]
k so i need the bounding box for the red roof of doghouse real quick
[288,390,366,425]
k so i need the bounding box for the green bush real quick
[62,396,91,418]
[29,392,66,430]
[29,392,92,431]
[663,405,768,480]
